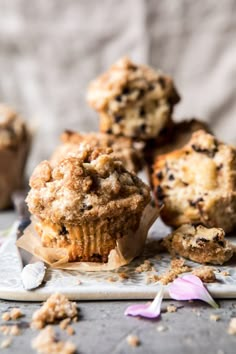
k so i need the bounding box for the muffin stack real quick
[24,56,236,267]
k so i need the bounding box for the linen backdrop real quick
[0,0,235,173]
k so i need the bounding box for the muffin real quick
[152,130,236,232]
[87,57,180,140]
[26,146,150,262]
[51,130,144,173]
[163,224,234,265]
[0,104,31,209]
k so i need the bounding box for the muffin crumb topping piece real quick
[31,293,78,329]
[31,325,76,354]
[126,334,140,347]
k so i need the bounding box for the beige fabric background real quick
[0,0,235,173]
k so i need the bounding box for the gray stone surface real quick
[0,212,236,354]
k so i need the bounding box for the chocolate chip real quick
[140,123,147,133]
[196,237,209,243]
[122,86,130,95]
[168,174,175,181]
[114,115,123,123]
[139,107,146,117]
[139,89,145,98]
[217,163,223,170]
[60,225,67,235]
[106,129,112,134]
[156,185,165,201]
[156,171,163,180]
[189,197,204,207]
[157,77,166,89]
[191,144,218,157]
[115,95,122,102]
[213,234,225,247]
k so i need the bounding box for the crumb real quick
[210,314,220,321]
[31,293,78,329]
[228,318,236,335]
[135,260,153,273]
[158,258,191,285]
[221,271,230,276]
[156,325,168,332]
[59,318,71,330]
[145,274,160,284]
[66,326,75,336]
[192,266,216,283]
[10,308,23,320]
[118,272,129,280]
[126,334,140,347]
[72,317,78,323]
[106,276,118,282]
[1,312,10,321]
[0,325,20,336]
[0,337,12,348]
[167,305,177,313]
[32,325,76,354]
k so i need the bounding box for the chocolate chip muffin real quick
[152,130,236,232]
[0,104,31,209]
[26,146,150,262]
[87,57,180,140]
[163,224,234,265]
[51,130,144,173]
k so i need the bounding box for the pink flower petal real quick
[169,275,218,309]
[125,286,164,319]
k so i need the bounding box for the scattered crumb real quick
[167,305,177,313]
[66,326,75,336]
[0,337,12,349]
[59,318,71,330]
[106,276,118,282]
[1,312,10,321]
[158,258,191,285]
[126,334,140,347]
[118,272,129,280]
[228,318,236,335]
[192,266,216,283]
[221,271,230,276]
[210,314,220,321]
[156,325,168,332]
[0,325,20,336]
[135,260,153,273]
[145,273,160,284]
[1,308,23,322]
[31,293,78,329]
[10,308,23,320]
[32,326,76,354]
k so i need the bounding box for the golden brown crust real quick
[152,130,236,232]
[87,57,180,139]
[163,224,234,265]
[51,131,144,173]
[27,147,150,225]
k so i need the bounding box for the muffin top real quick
[27,146,150,224]
[51,131,144,172]
[87,57,180,112]
[0,104,28,149]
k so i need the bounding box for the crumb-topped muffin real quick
[26,146,150,262]
[152,130,236,232]
[0,104,30,209]
[87,57,180,139]
[51,130,144,173]
[163,224,234,265]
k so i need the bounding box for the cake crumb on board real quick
[126,334,140,347]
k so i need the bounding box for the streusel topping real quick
[87,57,180,112]
[27,146,150,224]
